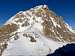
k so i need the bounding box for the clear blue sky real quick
[0,0,75,29]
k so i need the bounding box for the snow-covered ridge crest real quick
[5,5,47,24]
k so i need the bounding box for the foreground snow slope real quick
[2,30,68,56]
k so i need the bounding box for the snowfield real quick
[2,31,68,56]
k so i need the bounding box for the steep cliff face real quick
[0,5,75,56]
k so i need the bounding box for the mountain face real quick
[0,5,75,56]
[5,5,75,42]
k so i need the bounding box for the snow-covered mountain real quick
[0,5,75,56]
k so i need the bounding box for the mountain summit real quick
[5,5,75,42]
[0,5,75,56]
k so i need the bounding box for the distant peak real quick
[35,4,48,8]
[43,4,48,8]
[30,5,48,11]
